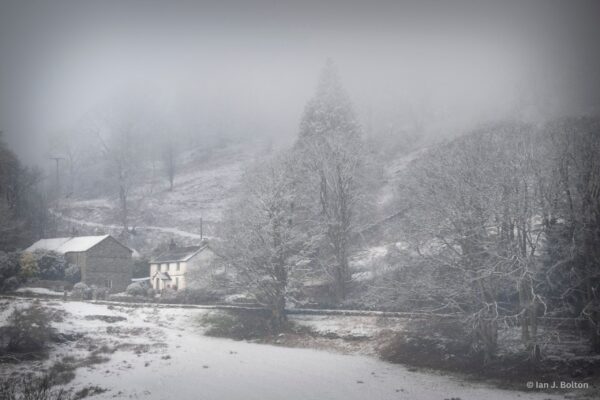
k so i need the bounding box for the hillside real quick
[49,134,423,262]
[52,141,270,254]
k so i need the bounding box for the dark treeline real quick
[0,132,52,250]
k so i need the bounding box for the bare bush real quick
[0,304,56,360]
[201,310,273,340]
[0,374,71,400]
[71,282,91,300]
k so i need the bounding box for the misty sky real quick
[1,0,599,164]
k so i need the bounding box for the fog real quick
[3,3,600,396]
[1,0,599,164]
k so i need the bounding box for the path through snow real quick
[51,210,203,239]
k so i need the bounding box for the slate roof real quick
[151,245,205,263]
[25,235,116,253]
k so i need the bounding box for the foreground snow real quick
[0,299,577,400]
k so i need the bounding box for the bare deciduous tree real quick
[92,102,145,235]
[220,154,307,329]
[546,117,600,351]
[397,123,551,362]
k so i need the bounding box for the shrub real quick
[201,309,273,340]
[2,276,20,292]
[91,285,108,300]
[64,264,80,284]
[19,252,38,279]
[378,317,482,370]
[71,282,92,300]
[126,282,147,297]
[0,304,56,358]
[0,251,22,292]
[0,374,71,400]
[46,354,109,386]
[162,287,223,304]
[34,251,68,281]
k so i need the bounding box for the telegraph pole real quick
[49,156,64,202]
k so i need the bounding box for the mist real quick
[3,2,600,398]
[1,0,599,165]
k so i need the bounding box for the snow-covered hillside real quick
[53,142,269,253]
[51,139,424,260]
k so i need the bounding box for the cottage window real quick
[176,262,180,271]
[105,279,112,289]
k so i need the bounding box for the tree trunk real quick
[119,184,128,233]
[585,263,600,352]
[333,265,346,302]
[269,294,287,332]
[529,305,541,361]
[477,318,498,364]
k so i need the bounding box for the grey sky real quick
[1,0,599,163]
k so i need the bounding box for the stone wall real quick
[84,237,133,293]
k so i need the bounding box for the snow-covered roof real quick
[26,235,113,253]
[151,245,206,263]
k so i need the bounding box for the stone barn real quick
[26,235,133,292]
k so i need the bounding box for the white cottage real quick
[149,242,217,291]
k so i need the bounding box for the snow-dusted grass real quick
[290,314,403,339]
[0,298,581,400]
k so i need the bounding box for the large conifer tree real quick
[298,60,360,142]
[296,61,365,302]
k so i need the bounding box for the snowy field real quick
[0,298,582,400]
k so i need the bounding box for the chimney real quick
[169,238,176,250]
